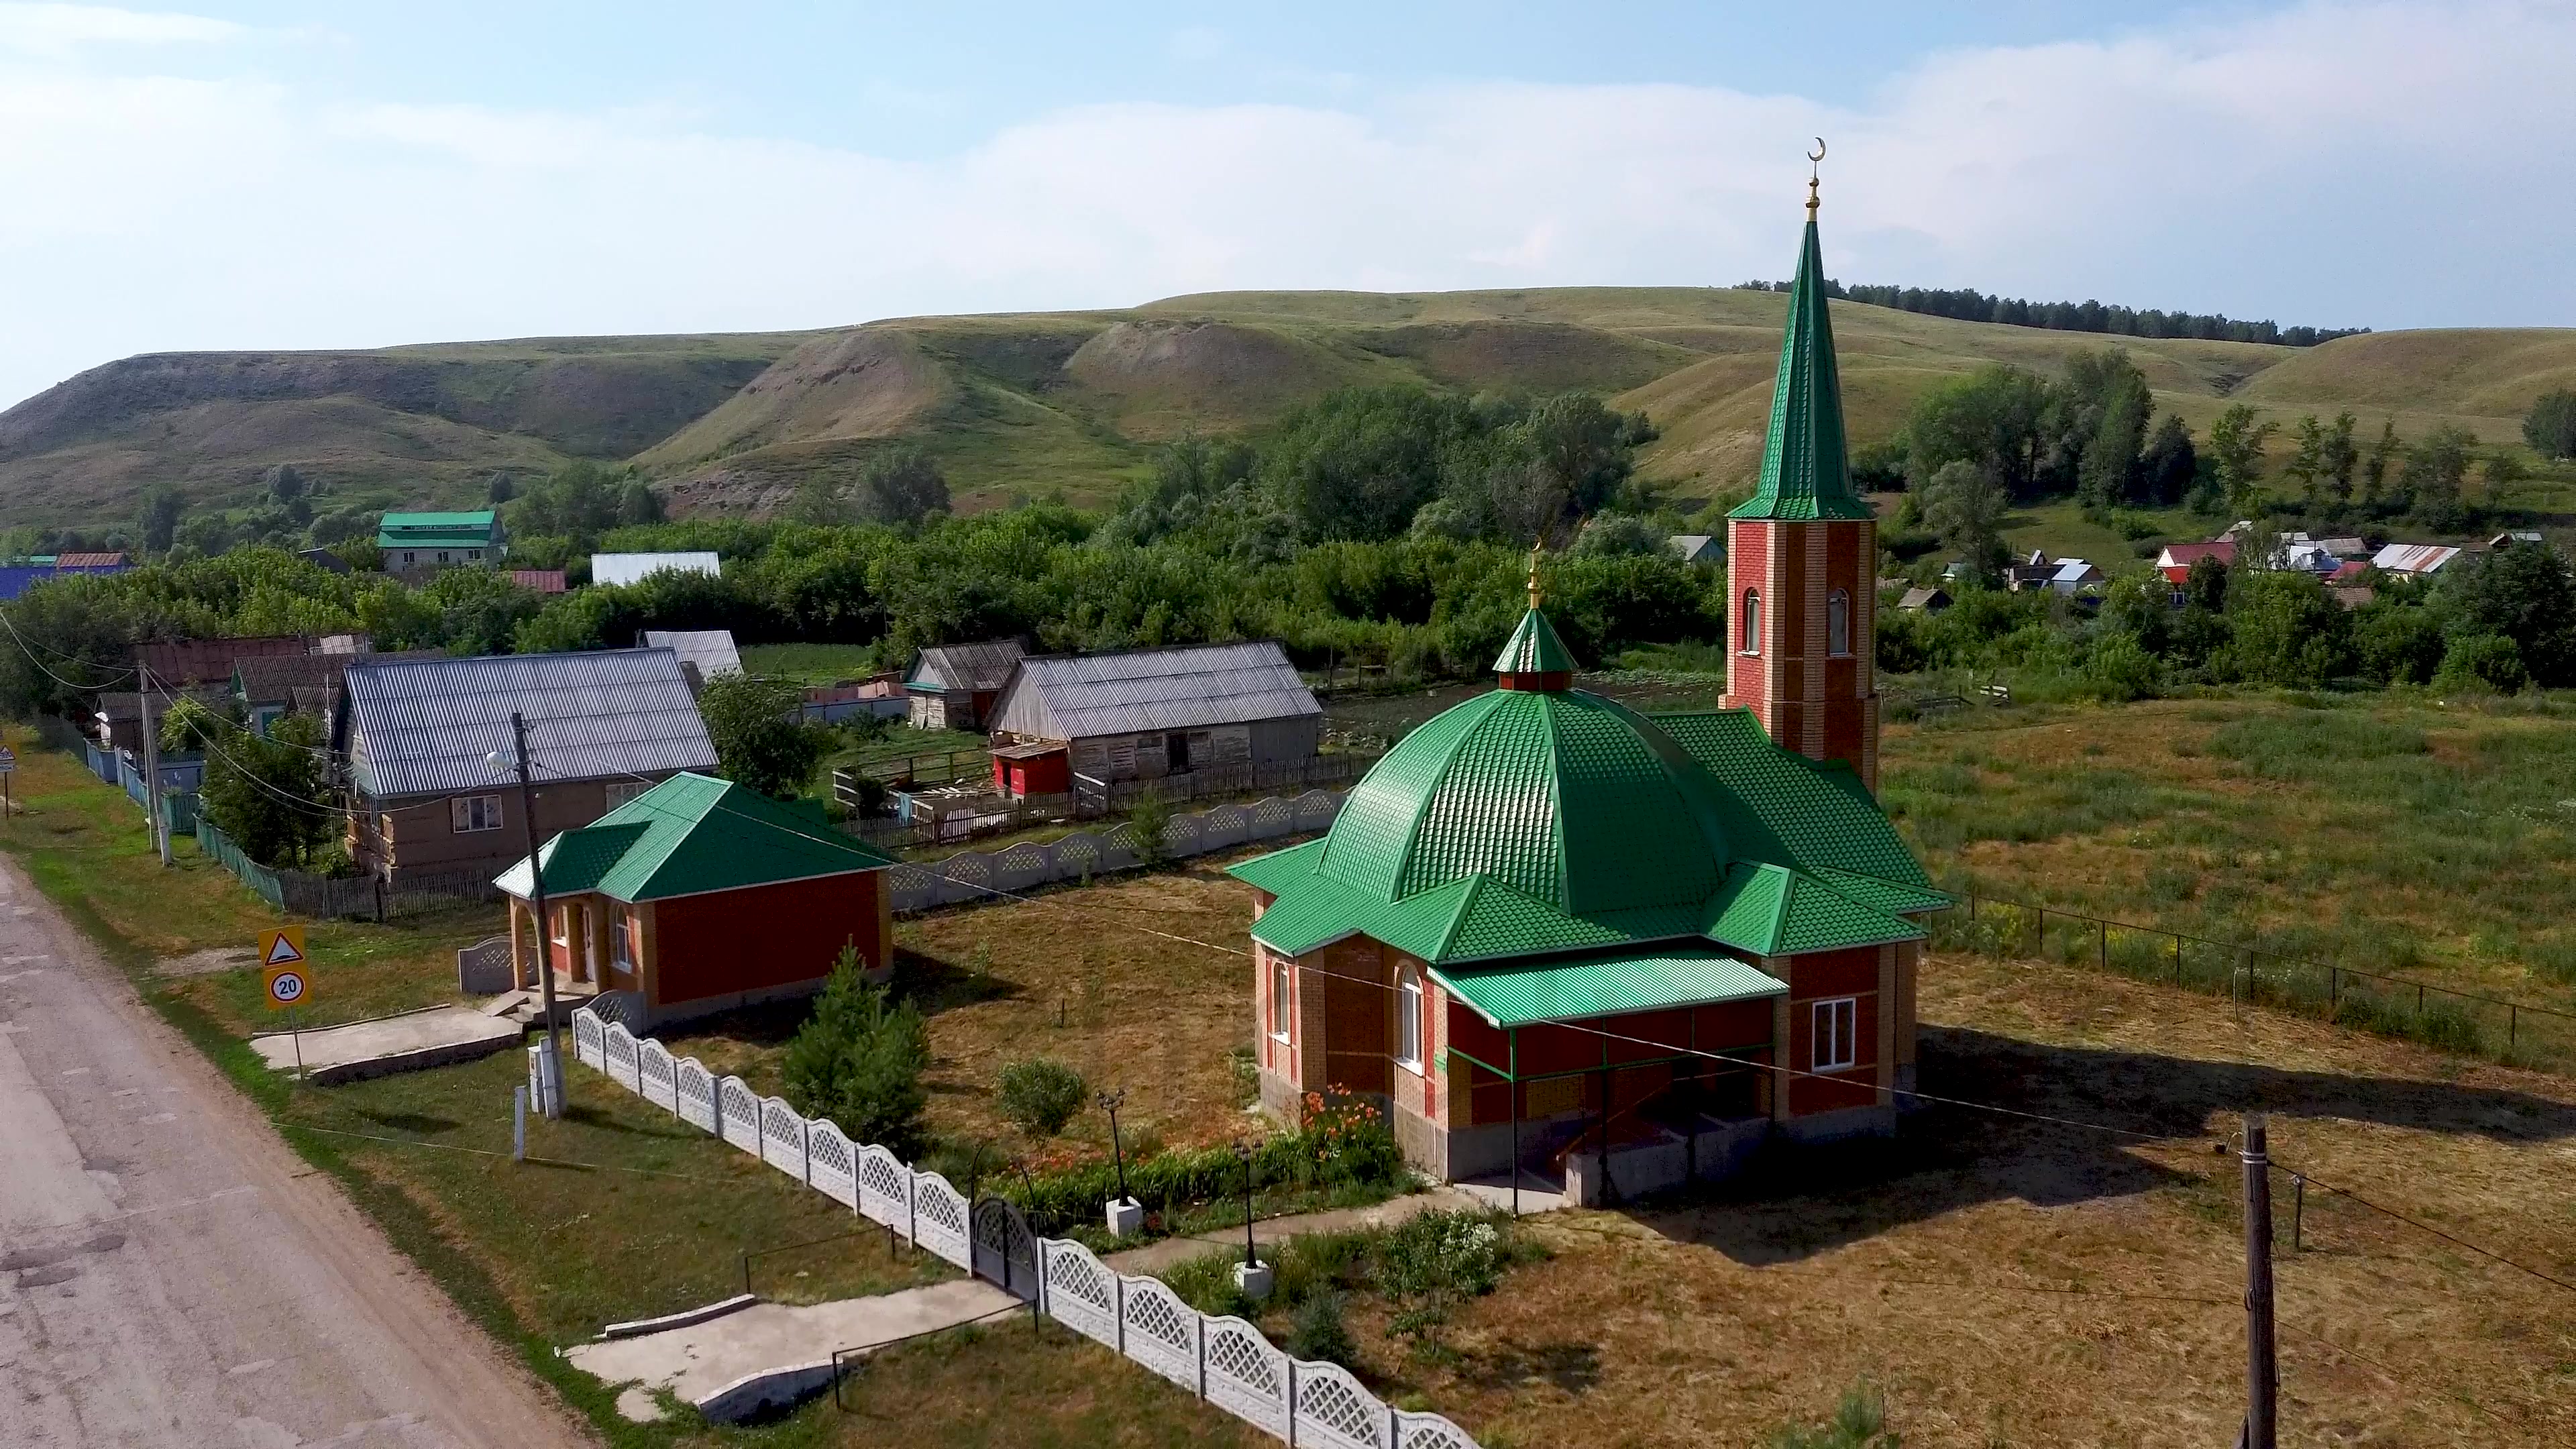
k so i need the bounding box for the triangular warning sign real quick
[264,933,305,966]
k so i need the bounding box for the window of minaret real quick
[1741,590,1762,655]
[1828,589,1851,657]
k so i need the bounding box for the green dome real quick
[1314,687,1732,917]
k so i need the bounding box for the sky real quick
[3,1,2573,411]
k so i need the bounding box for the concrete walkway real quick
[566,1277,1020,1420]
[249,1005,521,1085]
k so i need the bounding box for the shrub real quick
[1377,1210,1503,1356]
[1768,1380,1899,1449]
[1124,788,1175,866]
[781,943,930,1155]
[997,1058,1089,1139]
[1287,1291,1358,1368]
[2433,633,2528,694]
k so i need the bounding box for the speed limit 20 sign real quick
[264,965,309,1009]
[260,926,309,1010]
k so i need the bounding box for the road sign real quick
[260,926,306,968]
[0,747,16,773]
[264,965,309,1010]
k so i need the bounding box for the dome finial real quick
[1527,540,1544,609]
[1807,137,1825,216]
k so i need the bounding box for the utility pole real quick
[137,662,169,866]
[510,711,562,1117]
[2240,1112,2277,1449]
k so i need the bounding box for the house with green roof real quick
[378,510,504,570]
[492,772,898,1028]
[1226,185,1945,1205]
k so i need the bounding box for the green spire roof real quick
[1492,608,1576,676]
[1730,205,1873,522]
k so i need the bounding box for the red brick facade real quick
[1721,516,1882,790]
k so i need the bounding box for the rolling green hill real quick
[4,292,2568,529]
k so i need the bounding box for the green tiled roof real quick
[1431,949,1786,1030]
[1700,861,1921,957]
[1730,211,1874,523]
[1650,710,1931,890]
[495,772,895,902]
[378,510,500,551]
[1492,608,1576,675]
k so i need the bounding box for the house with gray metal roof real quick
[332,648,718,883]
[903,640,1026,731]
[983,640,1322,786]
[641,629,743,686]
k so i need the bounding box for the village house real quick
[1228,184,1947,1205]
[232,649,442,737]
[508,568,569,594]
[640,629,743,686]
[1896,585,1951,614]
[904,640,1026,731]
[91,635,313,750]
[333,648,718,884]
[493,772,898,1028]
[2371,542,2463,576]
[378,511,504,570]
[983,641,1323,800]
[1668,534,1723,566]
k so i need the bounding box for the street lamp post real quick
[1098,1088,1142,1236]
[1230,1140,1271,1301]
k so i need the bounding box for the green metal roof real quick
[1700,861,1921,957]
[495,772,895,902]
[1650,710,1932,890]
[378,511,500,550]
[1730,209,1873,523]
[1492,608,1576,675]
[1430,949,1786,1029]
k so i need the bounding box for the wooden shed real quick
[982,641,1322,787]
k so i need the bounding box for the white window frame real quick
[1269,953,1292,1042]
[550,903,572,947]
[451,794,503,833]
[1811,997,1858,1072]
[610,906,634,973]
[1827,588,1851,657]
[604,778,649,811]
[1741,589,1762,656]
[1395,970,1424,1073]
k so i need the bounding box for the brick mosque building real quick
[1228,174,1945,1202]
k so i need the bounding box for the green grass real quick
[742,642,894,684]
[1996,499,2194,566]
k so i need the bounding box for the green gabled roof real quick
[1431,949,1785,1030]
[1243,869,1476,962]
[1809,866,1953,916]
[494,772,895,903]
[1699,861,1922,957]
[1492,608,1576,675]
[1650,710,1933,891]
[1730,210,1872,523]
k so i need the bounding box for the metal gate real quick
[971,1197,1039,1303]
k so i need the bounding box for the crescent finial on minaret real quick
[1807,138,1826,215]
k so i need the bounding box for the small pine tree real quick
[781,942,930,1155]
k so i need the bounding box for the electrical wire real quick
[2268,1160,2576,1297]
[0,603,138,689]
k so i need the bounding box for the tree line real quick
[1733,277,2365,347]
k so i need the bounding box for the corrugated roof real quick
[990,641,1320,740]
[643,629,743,680]
[54,551,127,569]
[1431,949,1785,1029]
[138,635,307,686]
[909,641,1025,692]
[1492,609,1576,676]
[341,647,716,800]
[495,772,894,902]
[508,569,568,594]
[2371,543,2461,574]
[592,552,721,587]
[235,649,441,704]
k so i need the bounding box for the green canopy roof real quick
[1430,948,1785,1030]
[1491,608,1576,676]
[494,772,895,902]
[1730,203,1872,523]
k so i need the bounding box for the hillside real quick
[3,294,2567,528]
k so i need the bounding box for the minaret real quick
[1721,150,1881,790]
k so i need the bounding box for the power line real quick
[2271,1160,2576,1298]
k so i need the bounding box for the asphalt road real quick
[0,855,588,1449]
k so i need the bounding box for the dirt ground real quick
[1350,951,2576,1448]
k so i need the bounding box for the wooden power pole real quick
[509,711,563,1117]
[2240,1112,2277,1449]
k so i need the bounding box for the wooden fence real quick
[194,818,500,920]
[877,790,1345,913]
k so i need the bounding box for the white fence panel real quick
[993,842,1052,893]
[1116,1274,1202,1396]
[637,1040,678,1114]
[674,1058,718,1133]
[718,1077,763,1155]
[1395,1411,1481,1449]
[1295,1359,1394,1449]
[601,1023,640,1091]
[761,1097,810,1184]
[1039,1239,1119,1351]
[806,1120,858,1208]
[912,1171,973,1271]
[1201,1315,1288,1438]
[857,1145,912,1233]
[572,1009,606,1069]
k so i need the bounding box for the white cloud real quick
[0,3,239,54]
[3,1,2573,411]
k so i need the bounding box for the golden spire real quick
[1807,137,1826,215]
[1527,541,1544,609]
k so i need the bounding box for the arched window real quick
[1395,969,1424,1070]
[1741,590,1762,655]
[1828,588,1851,657]
[1269,953,1292,1040]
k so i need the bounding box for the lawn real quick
[1996,498,2186,567]
[742,642,892,685]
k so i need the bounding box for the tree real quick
[2137,415,2197,507]
[2220,569,2352,686]
[2360,420,2402,513]
[852,446,949,527]
[996,1059,1089,1138]
[2443,541,2576,686]
[198,713,337,869]
[138,486,185,555]
[780,944,930,1155]
[2400,425,2475,531]
[616,479,665,527]
[486,472,517,504]
[2523,388,2576,461]
[2433,633,2527,694]
[2481,450,2528,499]
[264,464,305,505]
[2057,350,2152,508]
[2206,405,2279,519]
[1516,392,1658,530]
[2318,411,2359,509]
[1904,365,2052,500]
[1919,460,2008,583]
[2284,415,2326,509]
[696,673,828,798]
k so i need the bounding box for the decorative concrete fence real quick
[457,936,515,994]
[881,789,1346,914]
[563,1004,1483,1448]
